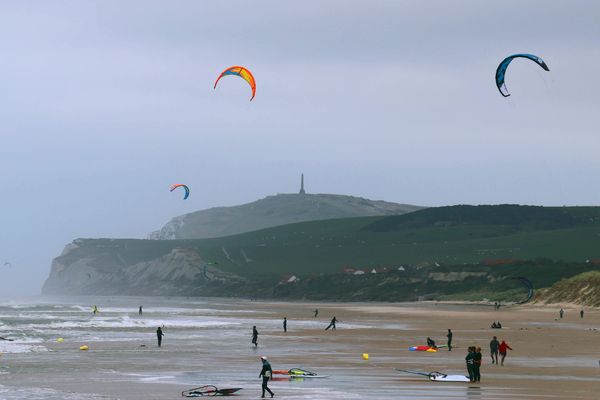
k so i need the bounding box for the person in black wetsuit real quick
[252,326,259,347]
[473,346,482,382]
[446,329,453,351]
[490,336,499,364]
[325,316,337,330]
[426,337,436,348]
[314,309,319,318]
[156,327,164,347]
[580,309,584,319]
[465,346,475,382]
[283,317,287,333]
[139,306,143,315]
[259,356,274,398]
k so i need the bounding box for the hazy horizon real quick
[1,1,600,295]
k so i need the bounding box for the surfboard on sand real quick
[396,369,470,383]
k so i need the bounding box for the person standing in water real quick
[325,316,337,330]
[446,329,453,351]
[92,305,99,315]
[499,339,512,366]
[490,336,500,364]
[314,309,319,318]
[156,327,164,348]
[139,306,143,316]
[473,346,482,382]
[252,326,259,347]
[559,308,564,319]
[283,317,287,333]
[465,346,475,382]
[259,356,274,398]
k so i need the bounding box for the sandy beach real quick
[0,298,598,399]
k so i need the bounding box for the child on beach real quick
[499,340,512,366]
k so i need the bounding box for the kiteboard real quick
[396,369,470,383]
[271,368,329,379]
[182,385,242,397]
[429,374,470,382]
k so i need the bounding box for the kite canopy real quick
[170,184,190,200]
[511,276,534,304]
[495,54,549,97]
[214,66,256,101]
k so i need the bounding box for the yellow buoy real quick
[56,338,64,343]
[79,345,89,351]
[362,353,369,360]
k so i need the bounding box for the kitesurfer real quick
[259,356,274,398]
[426,337,436,348]
[283,317,287,333]
[465,346,475,382]
[490,336,500,364]
[499,340,512,366]
[325,316,337,330]
[156,327,164,347]
[252,326,259,347]
[314,309,319,318]
[446,329,453,351]
[473,346,482,382]
[92,305,98,315]
[559,308,564,319]
[139,306,143,315]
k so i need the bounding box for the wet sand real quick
[1,300,599,399]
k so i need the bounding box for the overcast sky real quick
[1,1,599,295]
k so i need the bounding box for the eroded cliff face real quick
[42,239,245,296]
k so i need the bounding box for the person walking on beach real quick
[252,326,259,347]
[283,317,287,333]
[559,308,564,319]
[473,346,482,382]
[580,309,584,319]
[259,356,274,398]
[465,346,475,382]
[446,329,453,351]
[314,309,319,318]
[490,336,500,364]
[499,339,512,366]
[156,327,164,348]
[325,316,337,330]
[139,306,143,315]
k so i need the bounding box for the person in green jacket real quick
[259,356,274,398]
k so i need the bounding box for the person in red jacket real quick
[499,340,512,366]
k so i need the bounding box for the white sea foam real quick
[0,340,48,354]
[0,385,113,400]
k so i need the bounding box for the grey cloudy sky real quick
[1,1,599,295]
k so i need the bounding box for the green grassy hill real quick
[148,193,423,240]
[536,271,600,306]
[44,205,600,299]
